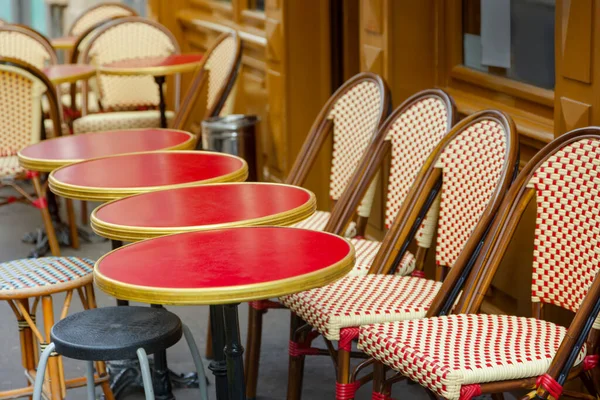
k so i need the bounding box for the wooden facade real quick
[148,0,596,320]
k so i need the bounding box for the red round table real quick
[100,54,204,128]
[90,183,316,241]
[48,151,248,202]
[43,64,95,85]
[94,227,355,400]
[19,128,195,172]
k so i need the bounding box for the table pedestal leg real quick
[151,304,175,400]
[223,303,246,400]
[154,76,168,129]
[209,305,229,400]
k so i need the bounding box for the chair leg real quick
[80,201,88,225]
[31,175,60,256]
[336,347,355,400]
[245,306,263,400]
[65,199,79,249]
[33,342,55,400]
[182,323,209,400]
[287,313,307,400]
[41,296,62,400]
[85,361,96,400]
[17,299,36,399]
[137,348,155,400]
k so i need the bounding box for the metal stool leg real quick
[182,323,209,400]
[33,342,56,400]
[137,348,155,400]
[86,361,96,400]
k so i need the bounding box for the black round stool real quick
[33,306,208,400]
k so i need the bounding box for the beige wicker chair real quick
[0,24,57,69]
[73,30,242,135]
[362,127,600,400]
[67,2,137,37]
[281,110,519,400]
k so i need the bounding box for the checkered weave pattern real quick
[280,276,441,341]
[85,21,176,110]
[73,110,175,134]
[435,120,507,268]
[384,97,448,230]
[358,314,586,400]
[529,138,600,328]
[204,36,236,111]
[328,81,383,216]
[348,238,415,277]
[0,66,45,177]
[0,31,55,69]
[293,210,330,231]
[0,257,94,291]
[70,5,135,36]
[0,155,23,177]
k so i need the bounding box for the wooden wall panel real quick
[560,0,593,83]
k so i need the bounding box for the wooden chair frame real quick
[242,72,391,399]
[79,16,181,115]
[0,24,58,67]
[373,127,600,399]
[285,110,518,400]
[67,2,137,37]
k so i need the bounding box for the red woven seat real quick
[281,275,441,341]
[359,314,587,400]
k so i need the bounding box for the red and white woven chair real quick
[280,110,519,400]
[242,73,391,398]
[74,30,242,135]
[0,58,65,256]
[360,127,600,400]
[66,2,136,38]
[72,17,180,132]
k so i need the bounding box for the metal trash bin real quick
[201,115,259,181]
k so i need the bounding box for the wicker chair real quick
[0,24,57,69]
[280,110,519,400]
[244,89,455,398]
[67,2,137,37]
[74,16,179,123]
[362,127,600,400]
[0,58,64,256]
[73,30,242,135]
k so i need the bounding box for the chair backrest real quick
[447,127,600,324]
[0,24,57,69]
[286,72,391,235]
[172,31,242,134]
[0,57,62,158]
[68,2,137,37]
[370,110,518,282]
[81,17,180,111]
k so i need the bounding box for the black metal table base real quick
[107,358,200,400]
[210,303,246,400]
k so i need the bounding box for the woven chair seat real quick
[0,155,24,177]
[280,275,441,341]
[0,257,94,297]
[42,91,100,115]
[348,238,416,277]
[73,110,175,134]
[358,314,587,400]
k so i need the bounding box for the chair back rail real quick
[80,16,180,114]
[368,111,519,290]
[0,24,58,69]
[171,31,243,134]
[68,2,137,37]
[285,72,391,236]
[325,89,456,269]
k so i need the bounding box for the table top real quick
[19,129,195,172]
[51,36,77,50]
[91,183,316,241]
[43,64,96,85]
[94,227,355,305]
[99,54,204,77]
[49,151,248,202]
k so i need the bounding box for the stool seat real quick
[51,306,182,361]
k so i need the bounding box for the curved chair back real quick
[68,2,137,37]
[81,17,180,112]
[0,24,57,69]
[286,72,391,236]
[172,31,242,133]
[371,110,518,284]
[0,57,62,162]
